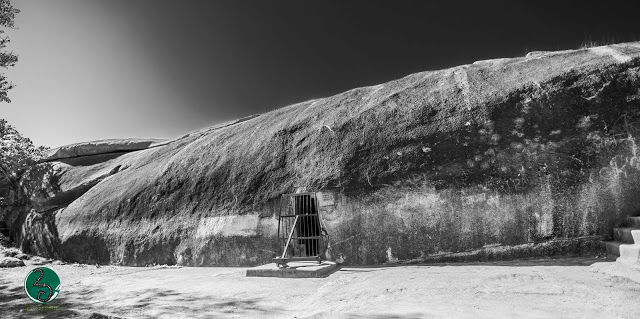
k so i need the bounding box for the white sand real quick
[1,258,639,318]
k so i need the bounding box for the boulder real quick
[0,256,25,267]
[0,247,19,258]
[26,256,51,265]
[15,252,31,260]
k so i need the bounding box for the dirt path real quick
[1,258,639,318]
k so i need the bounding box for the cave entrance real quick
[0,220,9,237]
[273,192,328,267]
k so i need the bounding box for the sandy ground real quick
[1,258,639,319]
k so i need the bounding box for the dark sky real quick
[4,0,640,147]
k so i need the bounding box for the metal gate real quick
[273,192,327,267]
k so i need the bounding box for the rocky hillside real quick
[6,42,640,266]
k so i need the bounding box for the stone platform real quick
[246,261,339,278]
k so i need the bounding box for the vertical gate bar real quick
[307,194,310,257]
[298,195,307,257]
[312,195,315,257]
[319,193,321,258]
[289,195,298,257]
[295,195,299,256]
[283,196,287,250]
[305,195,313,257]
[289,196,297,257]
[315,196,318,258]
[315,193,320,259]
[318,200,321,258]
[313,193,318,257]
[302,195,305,256]
[306,195,310,256]
[291,196,295,254]
[302,195,306,256]
[306,195,313,257]
[313,194,320,257]
[311,193,315,257]
[307,195,311,257]
[310,195,313,256]
[290,196,293,255]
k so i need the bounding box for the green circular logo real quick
[23,267,61,304]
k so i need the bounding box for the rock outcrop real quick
[43,138,167,166]
[7,42,640,266]
[0,256,24,267]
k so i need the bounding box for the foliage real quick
[0,0,17,103]
[0,1,31,205]
[0,119,48,202]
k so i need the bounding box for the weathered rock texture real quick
[6,42,640,266]
[0,256,24,267]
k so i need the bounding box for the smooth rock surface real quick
[9,42,640,266]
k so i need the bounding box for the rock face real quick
[7,42,640,266]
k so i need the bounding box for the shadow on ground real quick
[339,257,605,272]
[121,288,284,318]
[1,279,283,318]
[346,314,428,319]
[0,281,90,318]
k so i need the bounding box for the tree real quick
[0,1,41,205]
[0,119,48,204]
[0,0,18,103]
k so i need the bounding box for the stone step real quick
[616,244,640,265]
[628,216,640,228]
[604,241,622,260]
[613,227,640,244]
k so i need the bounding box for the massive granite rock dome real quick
[8,42,640,265]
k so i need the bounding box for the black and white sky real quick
[3,0,640,147]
